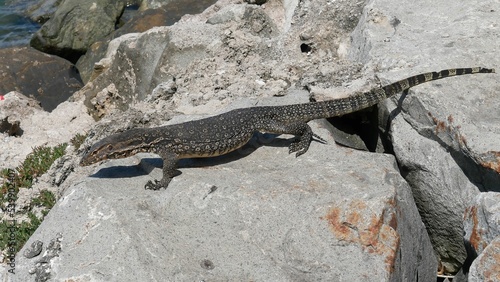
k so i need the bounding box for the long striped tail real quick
[381,67,495,97]
[294,67,495,121]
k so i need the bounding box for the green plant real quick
[31,190,56,210]
[0,168,14,196]
[17,143,67,188]
[0,143,67,257]
[71,133,88,150]
[0,212,42,255]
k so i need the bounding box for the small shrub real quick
[70,133,88,150]
[0,143,67,256]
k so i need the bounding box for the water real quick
[0,0,40,48]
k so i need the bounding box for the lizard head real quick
[80,129,151,166]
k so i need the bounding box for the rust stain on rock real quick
[322,198,400,273]
[465,206,487,252]
[480,151,500,173]
[429,112,447,134]
[479,239,500,282]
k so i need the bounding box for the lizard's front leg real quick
[145,151,180,190]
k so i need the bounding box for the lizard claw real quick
[144,178,171,190]
[288,128,327,157]
[288,139,310,157]
[313,133,327,143]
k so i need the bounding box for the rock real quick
[206,4,247,25]
[387,104,480,274]
[74,0,344,118]
[0,98,94,169]
[10,91,436,281]
[0,92,41,137]
[76,4,180,84]
[74,23,220,119]
[468,236,500,282]
[76,0,219,84]
[456,192,500,280]
[0,47,83,112]
[25,0,61,24]
[116,6,171,35]
[464,192,500,255]
[30,0,130,62]
[349,0,499,274]
[139,0,174,10]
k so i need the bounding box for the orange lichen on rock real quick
[464,206,488,253]
[480,151,500,173]
[322,198,400,273]
[429,112,447,134]
[477,239,500,282]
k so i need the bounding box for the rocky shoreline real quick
[1,0,499,281]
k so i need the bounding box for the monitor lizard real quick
[80,67,495,190]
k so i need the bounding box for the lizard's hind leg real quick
[261,121,326,157]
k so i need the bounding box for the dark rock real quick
[0,47,83,112]
[25,0,61,24]
[116,4,140,28]
[30,0,130,63]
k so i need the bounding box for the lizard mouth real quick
[79,153,95,166]
[80,148,143,166]
[79,149,106,166]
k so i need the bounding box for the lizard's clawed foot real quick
[145,178,172,190]
[289,139,310,157]
[288,130,327,157]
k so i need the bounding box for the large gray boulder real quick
[9,92,437,281]
[459,191,500,280]
[349,0,499,274]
